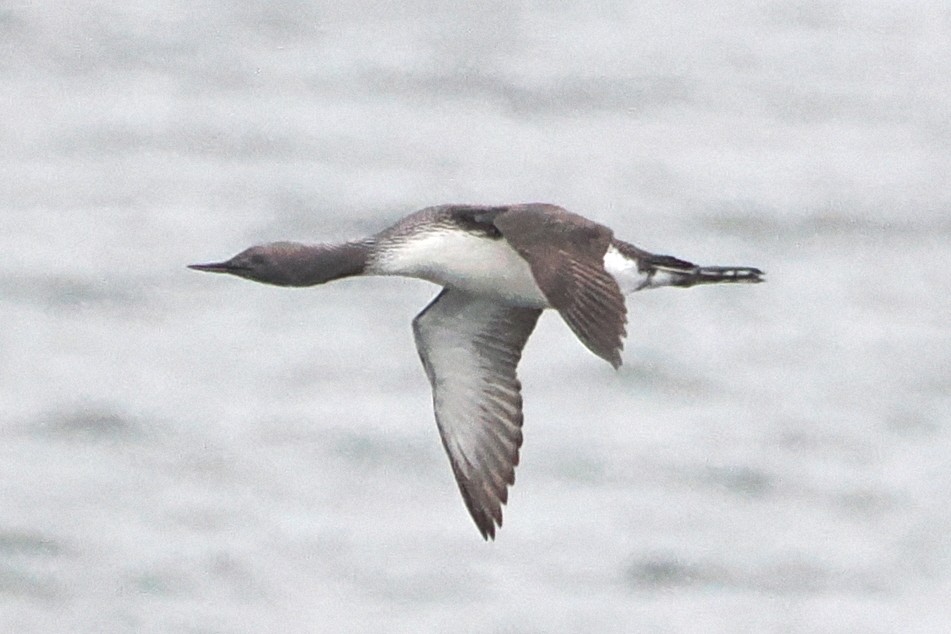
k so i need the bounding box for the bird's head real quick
[189,242,303,286]
[189,241,370,287]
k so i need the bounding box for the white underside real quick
[603,246,645,294]
[604,245,679,292]
[369,230,550,307]
[370,232,659,306]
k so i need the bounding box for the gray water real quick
[2,2,950,632]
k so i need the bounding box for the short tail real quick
[644,254,765,287]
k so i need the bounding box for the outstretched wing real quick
[413,288,542,539]
[491,204,628,368]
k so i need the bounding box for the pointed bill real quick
[187,261,236,273]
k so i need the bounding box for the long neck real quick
[276,240,372,287]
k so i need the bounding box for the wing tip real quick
[600,342,624,369]
[455,473,508,541]
[471,507,500,540]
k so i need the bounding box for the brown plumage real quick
[190,203,764,539]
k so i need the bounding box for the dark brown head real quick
[189,241,370,287]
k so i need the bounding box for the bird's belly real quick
[370,230,550,307]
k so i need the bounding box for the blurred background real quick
[2,1,949,632]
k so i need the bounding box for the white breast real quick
[369,229,549,307]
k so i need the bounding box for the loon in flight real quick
[190,203,763,539]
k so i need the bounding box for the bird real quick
[189,203,763,539]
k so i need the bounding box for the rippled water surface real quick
[2,2,950,632]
